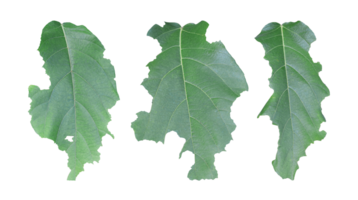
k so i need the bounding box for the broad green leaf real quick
[28,21,119,180]
[132,21,248,180]
[256,21,329,179]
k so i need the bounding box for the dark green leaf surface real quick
[29,21,119,180]
[256,21,329,179]
[132,21,248,180]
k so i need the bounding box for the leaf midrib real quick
[61,24,79,172]
[179,27,199,176]
[280,25,295,170]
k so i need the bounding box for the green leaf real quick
[255,21,329,180]
[132,21,248,180]
[28,21,119,180]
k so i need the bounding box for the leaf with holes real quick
[28,21,119,180]
[256,21,329,180]
[132,21,248,180]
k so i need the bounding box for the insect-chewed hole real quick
[65,136,74,142]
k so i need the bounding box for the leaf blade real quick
[29,21,119,180]
[256,21,329,179]
[132,21,248,180]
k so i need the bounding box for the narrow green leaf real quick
[29,21,119,180]
[132,21,248,180]
[256,21,329,179]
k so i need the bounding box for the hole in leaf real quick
[65,136,73,142]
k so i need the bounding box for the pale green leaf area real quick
[29,21,119,180]
[132,21,248,180]
[256,21,329,180]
